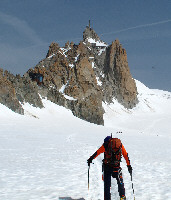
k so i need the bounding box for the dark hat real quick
[104,136,111,143]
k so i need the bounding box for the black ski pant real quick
[103,164,125,200]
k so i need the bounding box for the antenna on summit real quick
[89,20,90,28]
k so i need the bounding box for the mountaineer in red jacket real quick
[87,136,132,200]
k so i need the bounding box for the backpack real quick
[104,138,122,166]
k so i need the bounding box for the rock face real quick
[0,69,43,114]
[83,26,102,42]
[103,39,137,108]
[81,26,138,108]
[27,40,104,125]
[0,25,138,125]
[0,69,24,114]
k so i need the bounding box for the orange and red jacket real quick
[89,142,130,166]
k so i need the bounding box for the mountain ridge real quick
[0,25,138,125]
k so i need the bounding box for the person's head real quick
[104,136,111,143]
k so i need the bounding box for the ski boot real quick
[120,196,126,200]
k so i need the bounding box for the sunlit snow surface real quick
[0,80,171,200]
[87,38,107,47]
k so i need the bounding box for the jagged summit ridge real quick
[83,26,107,47]
[0,25,138,125]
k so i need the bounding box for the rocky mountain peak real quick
[83,25,107,47]
[83,26,100,41]
[0,24,138,125]
[46,42,60,58]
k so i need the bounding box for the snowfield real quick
[0,80,171,200]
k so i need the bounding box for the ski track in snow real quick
[0,80,171,200]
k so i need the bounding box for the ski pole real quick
[88,164,90,190]
[131,174,135,200]
[88,162,94,190]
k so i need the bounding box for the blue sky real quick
[0,0,171,91]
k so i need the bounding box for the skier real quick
[87,136,132,200]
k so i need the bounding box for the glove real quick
[87,157,93,166]
[127,165,132,176]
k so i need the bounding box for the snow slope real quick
[0,80,171,200]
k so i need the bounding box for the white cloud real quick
[0,11,43,45]
[100,19,171,36]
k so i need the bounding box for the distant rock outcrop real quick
[0,69,43,114]
[0,25,138,125]
[0,69,24,114]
